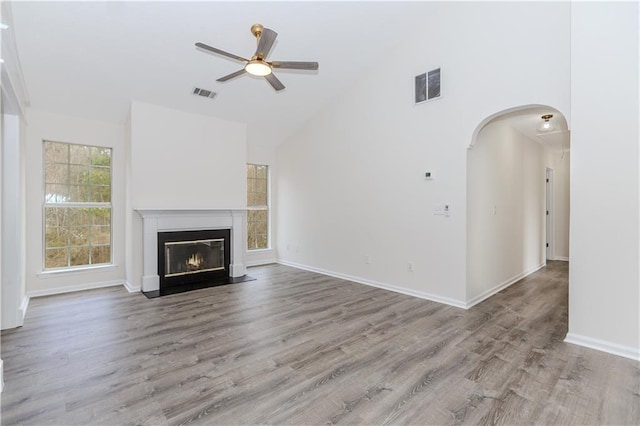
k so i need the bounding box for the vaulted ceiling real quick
[9,1,433,145]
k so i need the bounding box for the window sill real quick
[37,264,118,279]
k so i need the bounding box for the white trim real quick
[246,248,273,254]
[565,333,640,361]
[230,264,246,277]
[465,262,546,309]
[246,247,276,268]
[41,141,114,274]
[27,279,123,298]
[0,359,4,393]
[277,259,467,309]
[555,256,569,262]
[246,258,277,267]
[142,275,159,293]
[546,168,554,262]
[19,295,29,323]
[123,280,140,293]
[134,208,247,215]
[0,1,30,116]
[37,264,118,279]
[136,209,247,292]
[468,105,566,149]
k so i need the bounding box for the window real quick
[246,163,269,250]
[43,141,112,269]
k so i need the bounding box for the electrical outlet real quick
[407,262,414,272]
[365,255,371,264]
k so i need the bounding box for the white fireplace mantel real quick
[136,208,247,292]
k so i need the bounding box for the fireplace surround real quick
[136,209,247,295]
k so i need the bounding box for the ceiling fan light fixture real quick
[245,60,272,76]
[196,23,318,91]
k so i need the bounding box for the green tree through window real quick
[247,164,269,250]
[43,141,112,269]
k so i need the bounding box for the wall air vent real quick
[192,87,216,99]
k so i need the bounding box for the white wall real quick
[544,149,570,260]
[123,108,138,291]
[0,82,3,389]
[568,2,639,358]
[129,101,246,209]
[1,114,27,329]
[467,122,545,305]
[1,0,29,335]
[276,2,570,306]
[24,109,126,295]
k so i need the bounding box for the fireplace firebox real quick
[157,229,230,295]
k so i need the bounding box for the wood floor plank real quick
[2,261,638,425]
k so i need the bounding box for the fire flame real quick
[186,253,203,270]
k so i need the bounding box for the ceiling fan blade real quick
[264,73,285,91]
[255,28,278,58]
[217,69,247,82]
[195,42,248,62]
[271,61,319,70]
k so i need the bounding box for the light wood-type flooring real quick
[1,261,638,425]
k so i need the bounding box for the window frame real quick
[42,140,114,271]
[246,163,270,251]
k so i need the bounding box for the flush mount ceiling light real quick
[539,114,554,131]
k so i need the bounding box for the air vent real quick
[192,87,216,99]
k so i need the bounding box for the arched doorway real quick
[466,105,570,307]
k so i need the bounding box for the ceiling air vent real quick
[192,87,216,99]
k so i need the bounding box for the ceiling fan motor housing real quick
[251,24,264,38]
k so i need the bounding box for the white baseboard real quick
[230,264,247,277]
[246,258,277,268]
[27,280,124,298]
[277,259,467,309]
[565,332,640,361]
[19,295,30,323]
[1,359,4,393]
[465,262,546,309]
[123,280,141,293]
[555,256,569,262]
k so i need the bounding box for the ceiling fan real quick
[195,24,319,92]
